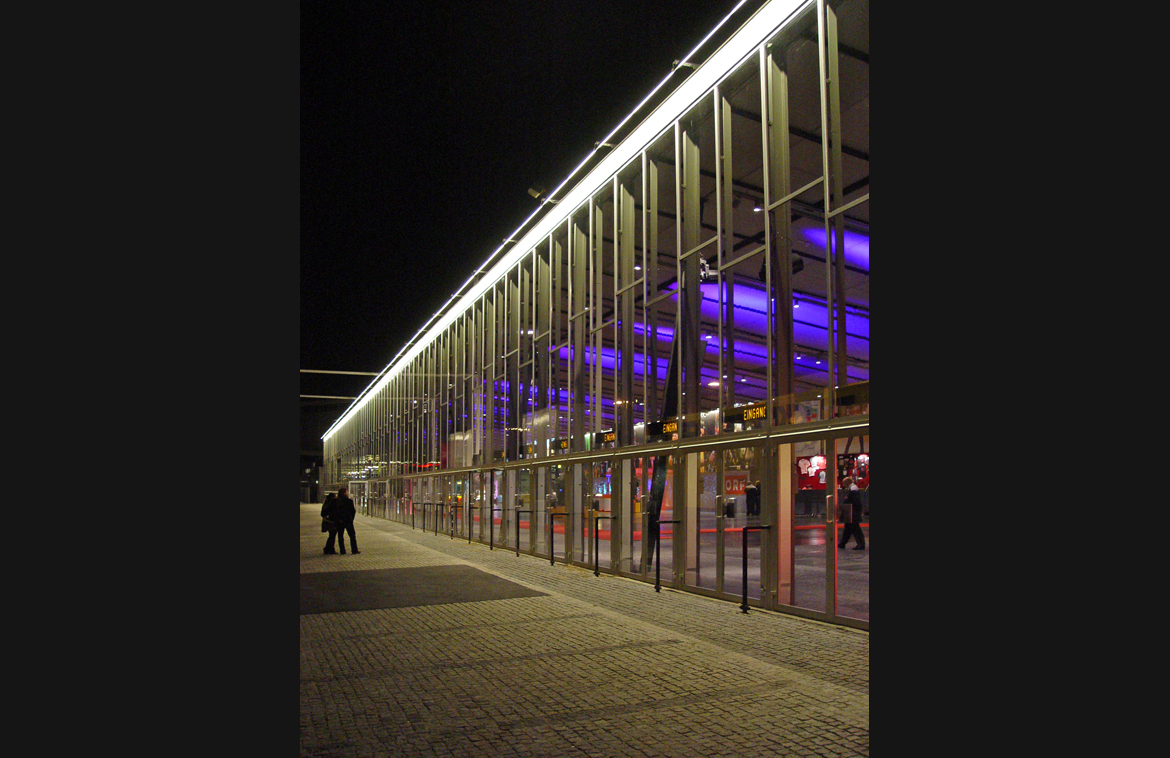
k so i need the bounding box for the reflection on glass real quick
[834,436,869,622]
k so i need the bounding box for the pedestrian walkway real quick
[300,504,869,757]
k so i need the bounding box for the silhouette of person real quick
[321,492,340,555]
[745,481,761,518]
[335,487,360,555]
[837,476,865,550]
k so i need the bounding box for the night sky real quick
[299,0,764,452]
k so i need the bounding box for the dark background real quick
[73,1,1043,748]
[299,0,768,459]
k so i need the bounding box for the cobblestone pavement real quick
[300,505,869,757]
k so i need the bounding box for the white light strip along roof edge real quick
[323,0,808,442]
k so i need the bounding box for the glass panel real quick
[511,467,532,552]
[614,457,640,575]
[470,471,484,542]
[830,196,868,420]
[586,460,613,571]
[452,475,468,539]
[720,250,770,432]
[834,435,869,622]
[567,463,585,564]
[640,453,677,580]
[722,445,764,603]
[686,449,719,593]
[489,470,505,547]
[550,464,570,562]
[790,438,828,613]
[538,463,565,559]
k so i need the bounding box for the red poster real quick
[724,471,748,497]
[797,455,828,489]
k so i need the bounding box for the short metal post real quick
[547,511,568,566]
[740,525,772,613]
[450,504,462,539]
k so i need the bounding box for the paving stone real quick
[301,505,868,757]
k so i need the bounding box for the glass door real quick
[348,480,369,516]
[832,435,869,622]
[790,438,829,613]
[511,467,532,554]
[488,469,505,547]
[581,459,614,572]
[683,449,721,594]
[721,444,768,609]
[540,463,566,561]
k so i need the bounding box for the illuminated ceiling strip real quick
[325,0,810,441]
[301,370,381,376]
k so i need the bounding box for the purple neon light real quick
[798,227,869,272]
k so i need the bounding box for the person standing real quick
[335,487,360,555]
[837,476,866,550]
[745,481,761,518]
[321,492,339,555]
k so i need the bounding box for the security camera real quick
[699,257,718,284]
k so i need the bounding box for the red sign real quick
[724,472,748,497]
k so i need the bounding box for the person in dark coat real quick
[321,493,339,554]
[745,481,761,518]
[837,476,866,550]
[335,487,360,555]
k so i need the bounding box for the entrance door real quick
[682,449,720,594]
[348,480,369,516]
[719,444,770,608]
[539,462,566,561]
[575,458,613,572]
[451,473,470,539]
[488,468,506,548]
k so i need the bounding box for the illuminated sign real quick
[646,419,679,437]
[724,401,768,425]
[594,430,616,446]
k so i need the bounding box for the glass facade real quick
[323,0,869,628]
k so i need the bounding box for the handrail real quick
[449,503,463,540]
[547,509,567,566]
[593,511,613,577]
[654,518,680,592]
[489,507,503,550]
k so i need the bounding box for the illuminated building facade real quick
[323,0,869,628]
